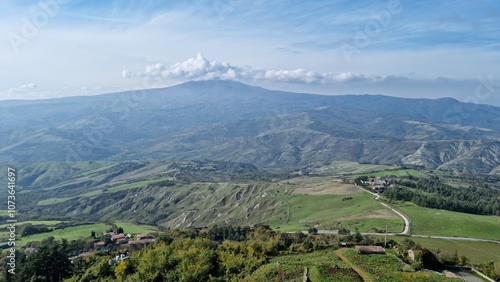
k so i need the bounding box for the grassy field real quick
[14,223,112,245]
[391,236,500,265]
[0,221,155,245]
[0,210,9,216]
[37,197,74,206]
[37,177,175,206]
[394,202,500,240]
[281,192,403,232]
[114,221,157,234]
[0,220,62,228]
[246,249,362,281]
[342,249,458,282]
[350,169,425,178]
[73,162,119,177]
[310,161,397,176]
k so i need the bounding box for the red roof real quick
[111,234,125,240]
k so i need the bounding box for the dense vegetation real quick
[0,225,339,282]
[2,225,498,282]
[380,175,500,215]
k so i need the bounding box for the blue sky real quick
[1,0,500,105]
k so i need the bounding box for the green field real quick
[114,221,157,234]
[14,223,112,245]
[0,220,62,229]
[351,169,425,178]
[37,197,74,206]
[280,192,403,232]
[342,249,458,282]
[246,249,362,281]
[395,202,500,240]
[0,210,9,216]
[73,162,119,177]
[37,177,175,206]
[391,236,500,265]
[310,162,397,176]
[0,221,155,245]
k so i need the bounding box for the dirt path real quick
[335,248,373,282]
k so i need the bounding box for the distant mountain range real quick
[2,80,500,174]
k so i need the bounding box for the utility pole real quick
[385,224,388,247]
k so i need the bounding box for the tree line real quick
[381,175,500,215]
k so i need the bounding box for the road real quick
[452,271,485,282]
[410,234,500,244]
[364,190,410,234]
[309,189,500,244]
[311,230,500,243]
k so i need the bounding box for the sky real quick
[1,0,500,105]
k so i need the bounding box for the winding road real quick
[311,189,500,244]
[365,190,410,235]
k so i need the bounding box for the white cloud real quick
[123,53,400,85]
[8,83,38,92]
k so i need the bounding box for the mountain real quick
[2,80,500,173]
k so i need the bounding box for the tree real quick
[15,240,71,282]
[353,228,363,243]
[307,227,318,235]
[115,260,133,281]
[457,255,468,266]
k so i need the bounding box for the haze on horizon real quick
[1,0,500,105]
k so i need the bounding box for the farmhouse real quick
[355,245,386,254]
[360,177,388,192]
[111,233,126,241]
[137,233,155,240]
[93,241,106,249]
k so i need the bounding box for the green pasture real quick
[15,223,112,245]
[113,220,157,234]
[281,192,402,232]
[395,202,500,241]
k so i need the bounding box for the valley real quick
[1,160,499,281]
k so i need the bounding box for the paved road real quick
[310,189,500,244]
[293,188,500,245]
[455,271,485,282]
[364,190,410,234]
[410,234,500,244]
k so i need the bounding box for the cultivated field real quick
[280,192,403,232]
[246,249,363,281]
[391,236,500,265]
[341,249,458,282]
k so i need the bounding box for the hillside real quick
[1,160,404,232]
[2,80,500,173]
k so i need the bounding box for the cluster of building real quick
[359,177,388,192]
[93,232,155,249]
[68,232,156,261]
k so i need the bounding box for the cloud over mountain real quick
[122,53,399,84]
[8,83,38,92]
